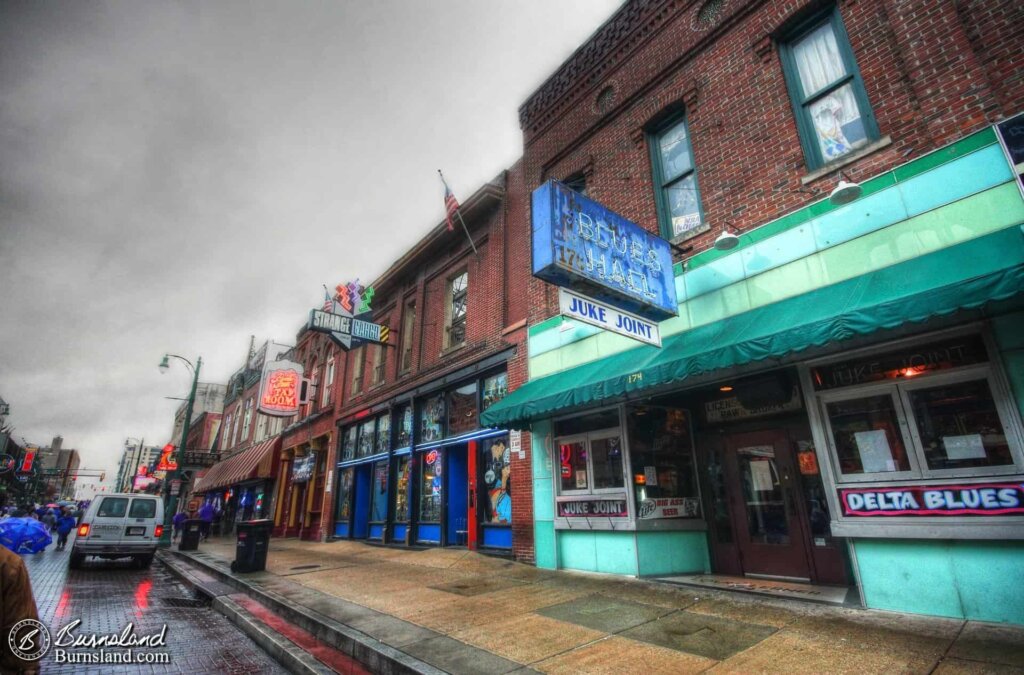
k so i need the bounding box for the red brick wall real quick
[519,0,1023,324]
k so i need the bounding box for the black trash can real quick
[231,519,273,573]
[178,519,203,552]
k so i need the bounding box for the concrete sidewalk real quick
[174,537,1024,674]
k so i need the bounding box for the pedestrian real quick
[198,502,214,541]
[0,543,42,673]
[54,510,76,551]
[172,510,187,541]
[41,510,55,533]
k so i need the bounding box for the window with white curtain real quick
[779,7,879,169]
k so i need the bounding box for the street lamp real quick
[158,353,202,548]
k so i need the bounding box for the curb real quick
[158,550,445,675]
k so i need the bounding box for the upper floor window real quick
[563,172,587,197]
[241,398,253,442]
[350,346,365,395]
[255,413,268,441]
[400,301,415,373]
[371,345,385,386]
[308,359,319,414]
[648,115,704,241]
[322,355,335,408]
[779,7,879,169]
[445,271,468,349]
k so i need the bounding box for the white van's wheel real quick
[69,552,84,569]
[137,553,154,569]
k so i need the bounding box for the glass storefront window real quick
[420,451,442,522]
[481,436,511,523]
[376,413,391,455]
[906,378,1012,471]
[370,461,388,522]
[394,456,411,522]
[420,395,444,443]
[482,372,508,410]
[358,418,376,457]
[396,405,413,448]
[591,435,624,489]
[627,405,700,519]
[738,445,789,544]
[448,383,478,435]
[705,445,732,542]
[341,426,357,461]
[825,394,912,475]
[335,468,354,522]
[555,408,620,436]
[558,439,588,493]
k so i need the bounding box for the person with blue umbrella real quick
[0,517,53,554]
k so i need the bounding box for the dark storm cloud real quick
[0,0,623,482]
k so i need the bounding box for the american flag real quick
[322,287,334,313]
[441,173,459,232]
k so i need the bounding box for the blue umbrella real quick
[0,517,53,554]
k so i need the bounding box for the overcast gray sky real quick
[0,0,622,483]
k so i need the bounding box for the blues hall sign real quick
[532,180,678,321]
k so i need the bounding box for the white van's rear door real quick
[87,496,130,544]
[125,497,160,543]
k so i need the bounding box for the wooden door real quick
[723,429,811,579]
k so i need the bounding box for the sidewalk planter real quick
[483,129,1024,624]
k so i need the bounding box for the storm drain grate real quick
[160,597,210,608]
[289,564,321,571]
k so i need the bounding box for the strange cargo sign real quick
[839,482,1024,517]
[308,280,390,350]
[532,180,678,322]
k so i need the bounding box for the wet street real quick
[21,534,286,674]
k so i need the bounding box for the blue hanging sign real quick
[531,180,678,321]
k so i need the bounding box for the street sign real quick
[558,288,662,347]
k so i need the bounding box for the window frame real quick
[371,345,385,386]
[815,346,1024,484]
[777,6,881,171]
[350,346,364,395]
[444,269,468,350]
[400,301,415,373]
[322,355,335,408]
[647,111,706,242]
[554,427,627,497]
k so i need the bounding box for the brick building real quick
[276,330,340,539]
[193,340,292,532]
[325,172,535,560]
[481,0,1024,622]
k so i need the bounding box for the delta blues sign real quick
[840,482,1024,517]
[308,280,390,350]
[532,180,677,321]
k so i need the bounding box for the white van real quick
[70,493,164,569]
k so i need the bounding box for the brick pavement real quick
[19,533,287,674]
[186,536,1024,674]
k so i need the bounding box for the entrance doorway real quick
[721,429,811,580]
[352,464,372,539]
[445,445,468,546]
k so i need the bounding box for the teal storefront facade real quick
[481,126,1024,624]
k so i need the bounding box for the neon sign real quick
[19,448,37,473]
[156,444,178,471]
[258,360,304,417]
[839,482,1024,517]
[308,280,390,350]
[532,180,678,321]
[425,450,439,466]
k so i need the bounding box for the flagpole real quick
[438,169,479,257]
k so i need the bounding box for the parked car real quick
[70,493,163,569]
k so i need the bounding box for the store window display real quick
[626,405,701,519]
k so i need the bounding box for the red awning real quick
[194,437,281,493]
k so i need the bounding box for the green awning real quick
[481,226,1024,430]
